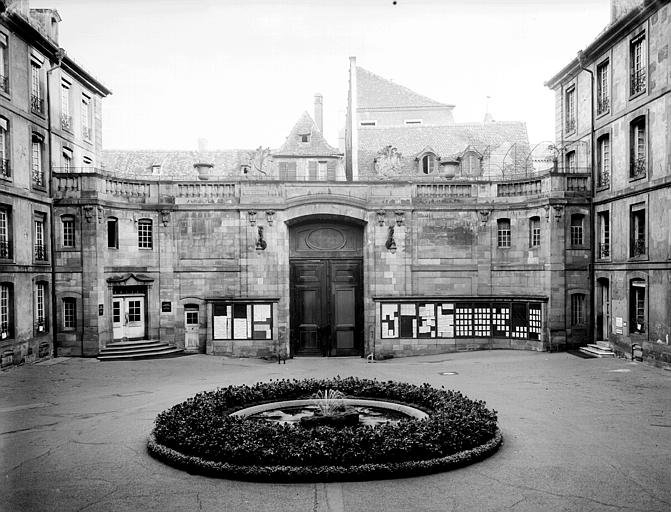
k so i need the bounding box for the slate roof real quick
[357,66,454,110]
[273,111,341,157]
[102,149,268,179]
[358,121,531,178]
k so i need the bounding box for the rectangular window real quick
[308,161,318,180]
[62,216,75,248]
[565,151,576,173]
[565,87,576,133]
[0,283,10,338]
[630,206,646,257]
[112,301,120,323]
[81,94,91,140]
[107,218,118,248]
[63,298,76,330]
[128,300,141,322]
[318,161,328,181]
[497,219,511,248]
[32,137,44,188]
[630,117,646,178]
[0,206,10,259]
[278,161,297,180]
[212,302,273,340]
[60,80,71,130]
[570,214,584,247]
[0,32,8,94]
[186,311,198,325]
[138,219,152,249]
[630,34,646,96]
[571,294,585,326]
[0,116,8,178]
[596,60,609,115]
[31,62,43,114]
[630,281,646,333]
[597,135,610,188]
[62,148,72,172]
[36,282,47,332]
[598,211,610,259]
[529,217,541,248]
[34,215,47,261]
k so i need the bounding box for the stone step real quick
[98,347,184,361]
[101,341,169,353]
[595,340,612,349]
[579,345,615,358]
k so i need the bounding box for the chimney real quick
[6,0,29,17]
[314,93,323,133]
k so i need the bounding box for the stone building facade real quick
[547,0,671,367]
[0,0,110,368]
[49,57,591,361]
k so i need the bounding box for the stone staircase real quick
[97,340,184,361]
[579,340,615,358]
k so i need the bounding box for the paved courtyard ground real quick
[1,350,670,512]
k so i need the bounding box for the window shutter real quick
[327,160,336,181]
[0,117,7,131]
[308,161,317,180]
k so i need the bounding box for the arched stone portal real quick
[288,217,364,357]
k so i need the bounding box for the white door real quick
[184,307,199,350]
[112,296,145,341]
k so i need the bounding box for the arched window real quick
[497,218,511,248]
[461,151,481,176]
[0,282,13,339]
[421,154,435,174]
[529,216,540,247]
[138,219,152,249]
[570,214,584,246]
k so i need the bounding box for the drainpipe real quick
[46,48,66,358]
[577,50,596,345]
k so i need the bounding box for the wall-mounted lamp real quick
[256,226,267,251]
[377,210,386,226]
[266,210,275,226]
[395,211,405,226]
[385,226,397,254]
[248,210,257,226]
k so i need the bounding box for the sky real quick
[33,0,611,151]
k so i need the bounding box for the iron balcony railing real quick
[0,240,11,259]
[31,94,44,114]
[0,321,8,338]
[631,68,646,95]
[565,118,576,133]
[60,114,72,131]
[34,243,48,261]
[631,156,646,178]
[82,126,91,140]
[632,238,646,257]
[0,74,7,93]
[597,171,610,188]
[0,158,9,178]
[32,168,44,187]
[597,96,609,115]
[598,242,609,259]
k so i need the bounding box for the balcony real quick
[34,244,48,261]
[0,240,11,259]
[0,159,9,179]
[565,118,576,133]
[0,74,7,93]
[82,126,91,140]
[598,242,609,259]
[597,171,610,188]
[597,96,609,115]
[31,94,44,114]
[630,68,646,96]
[632,238,646,257]
[630,157,646,178]
[0,321,8,338]
[60,113,72,131]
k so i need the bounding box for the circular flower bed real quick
[148,377,501,482]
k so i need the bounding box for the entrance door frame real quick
[288,216,365,358]
[112,294,147,341]
[596,277,610,341]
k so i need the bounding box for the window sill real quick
[0,174,12,183]
[138,247,153,251]
[60,246,78,252]
[32,185,48,193]
[0,88,10,101]
[628,173,647,183]
[595,109,610,119]
[31,109,46,119]
[629,89,647,101]
[628,254,648,261]
[595,184,610,193]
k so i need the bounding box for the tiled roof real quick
[357,67,453,110]
[102,149,271,179]
[273,111,341,157]
[358,122,531,178]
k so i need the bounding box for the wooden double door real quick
[291,259,363,357]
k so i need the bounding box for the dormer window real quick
[240,164,250,175]
[300,134,310,143]
[421,154,435,174]
[460,149,482,176]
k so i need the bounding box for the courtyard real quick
[1,351,670,512]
